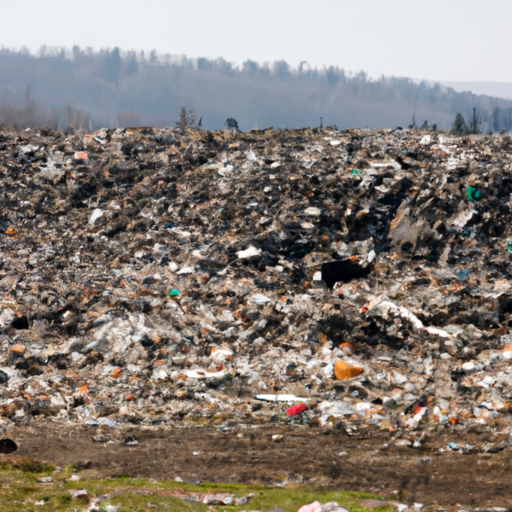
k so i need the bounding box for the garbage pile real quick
[1,125,512,446]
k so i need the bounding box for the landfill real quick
[1,124,512,458]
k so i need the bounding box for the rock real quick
[92,435,110,443]
[318,503,349,512]
[69,489,88,500]
[357,500,391,509]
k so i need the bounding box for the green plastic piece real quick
[466,185,480,201]
[508,240,512,254]
[351,168,358,175]
[169,288,180,297]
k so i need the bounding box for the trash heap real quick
[1,126,512,446]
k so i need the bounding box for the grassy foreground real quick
[0,457,395,512]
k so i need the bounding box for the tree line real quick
[0,46,511,133]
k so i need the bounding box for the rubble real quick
[1,125,512,450]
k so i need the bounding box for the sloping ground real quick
[1,126,512,506]
[5,423,512,508]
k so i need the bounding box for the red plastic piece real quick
[286,402,308,417]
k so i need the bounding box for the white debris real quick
[452,209,477,230]
[237,246,262,259]
[177,266,195,275]
[369,300,451,338]
[303,207,321,216]
[211,348,234,363]
[313,271,322,281]
[0,309,16,329]
[248,294,272,306]
[254,394,312,402]
[182,369,227,380]
[89,208,104,225]
[366,250,376,263]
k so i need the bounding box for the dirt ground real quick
[4,423,511,508]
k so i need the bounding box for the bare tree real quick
[175,106,197,133]
[469,107,480,134]
[65,104,91,134]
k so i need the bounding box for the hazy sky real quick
[1,0,512,83]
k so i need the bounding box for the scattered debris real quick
[0,125,511,456]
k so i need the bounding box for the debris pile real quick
[1,126,512,448]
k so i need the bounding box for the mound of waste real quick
[1,125,512,448]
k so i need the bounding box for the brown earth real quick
[5,423,512,508]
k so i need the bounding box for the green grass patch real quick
[0,463,393,512]
[0,457,55,473]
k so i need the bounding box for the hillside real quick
[1,47,512,132]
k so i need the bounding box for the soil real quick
[6,424,512,508]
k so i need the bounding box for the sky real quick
[1,0,512,84]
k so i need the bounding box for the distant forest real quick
[1,46,512,133]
